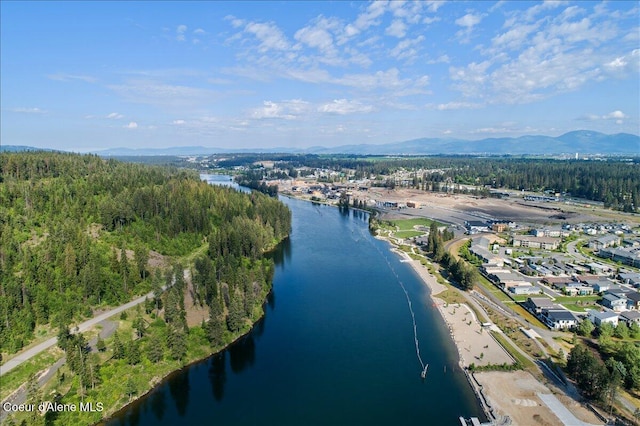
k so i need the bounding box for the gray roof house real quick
[524,297,556,315]
[601,293,628,312]
[625,291,640,310]
[619,310,640,325]
[587,310,619,327]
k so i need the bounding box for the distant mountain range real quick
[0,145,58,153]
[3,131,639,156]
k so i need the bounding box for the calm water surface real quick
[108,179,485,425]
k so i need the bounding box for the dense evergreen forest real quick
[210,154,639,212]
[0,152,291,355]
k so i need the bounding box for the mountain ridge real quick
[2,130,638,156]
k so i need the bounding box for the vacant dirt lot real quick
[475,371,602,426]
[362,187,640,227]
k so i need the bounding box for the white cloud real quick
[354,1,388,31]
[176,24,187,41]
[125,122,138,129]
[389,36,424,61]
[317,99,374,115]
[172,119,186,125]
[603,110,627,120]
[250,100,310,120]
[106,112,124,119]
[579,110,628,123]
[425,1,445,13]
[385,19,407,38]
[47,73,97,83]
[193,28,206,35]
[8,107,46,114]
[244,21,291,52]
[491,23,540,50]
[422,16,440,25]
[225,15,245,29]
[455,12,485,42]
[294,17,339,64]
[450,3,637,104]
[427,54,450,64]
[433,101,483,110]
[604,49,640,76]
[455,13,483,29]
[470,126,518,134]
[522,1,565,22]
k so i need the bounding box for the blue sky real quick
[1,1,638,151]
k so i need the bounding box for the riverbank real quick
[405,259,513,369]
[403,254,603,426]
[100,307,267,425]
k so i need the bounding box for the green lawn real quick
[394,230,424,239]
[561,303,590,312]
[554,295,600,304]
[389,218,444,231]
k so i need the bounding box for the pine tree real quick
[146,332,165,363]
[96,335,106,352]
[207,296,225,347]
[112,331,125,359]
[126,339,141,365]
[167,326,187,361]
[227,290,245,333]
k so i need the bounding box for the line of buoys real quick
[377,245,427,377]
[355,222,428,378]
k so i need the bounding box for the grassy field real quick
[490,331,535,369]
[389,217,444,230]
[554,295,601,312]
[394,230,424,239]
[0,347,63,401]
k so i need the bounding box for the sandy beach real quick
[406,259,512,368]
[405,257,603,425]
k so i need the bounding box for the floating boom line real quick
[377,244,428,377]
[350,220,428,378]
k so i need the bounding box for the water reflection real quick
[229,334,256,374]
[253,314,266,339]
[208,353,226,402]
[168,369,190,417]
[268,236,291,268]
[124,405,140,426]
[266,288,276,311]
[149,388,166,422]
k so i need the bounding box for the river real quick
[108,177,486,425]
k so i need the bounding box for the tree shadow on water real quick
[150,388,166,422]
[229,334,256,374]
[208,352,227,402]
[168,368,190,417]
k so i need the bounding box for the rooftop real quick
[587,310,619,320]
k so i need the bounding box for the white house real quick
[542,309,577,330]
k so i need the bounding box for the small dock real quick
[459,417,482,426]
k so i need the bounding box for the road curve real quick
[0,288,160,377]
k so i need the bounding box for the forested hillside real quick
[0,152,291,355]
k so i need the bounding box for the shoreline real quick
[403,257,499,422]
[98,295,270,425]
